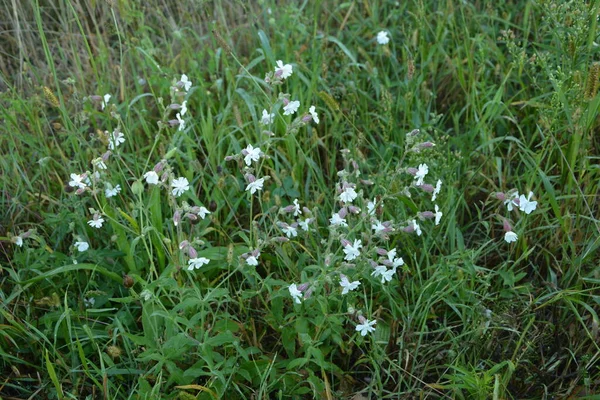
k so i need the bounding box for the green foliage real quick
[1,0,599,399]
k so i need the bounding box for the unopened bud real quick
[297,283,310,292]
[187,246,198,259]
[341,238,351,247]
[420,211,435,219]
[376,248,388,256]
[338,207,348,218]
[173,210,182,226]
[348,205,361,214]
[407,167,418,176]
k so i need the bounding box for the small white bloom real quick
[108,130,125,150]
[376,31,390,45]
[432,179,442,201]
[188,257,210,270]
[84,297,95,308]
[367,199,376,215]
[144,171,159,185]
[371,265,387,280]
[372,220,386,234]
[261,109,275,125]
[329,213,348,227]
[14,236,23,247]
[518,191,538,215]
[288,283,303,304]
[101,94,111,110]
[176,113,185,131]
[180,101,188,116]
[340,275,361,295]
[434,204,443,226]
[283,100,300,115]
[343,239,362,261]
[412,219,422,236]
[281,224,298,238]
[504,231,518,243]
[291,199,302,217]
[505,192,519,211]
[309,105,319,124]
[387,249,404,268]
[339,186,358,203]
[356,318,377,336]
[246,251,260,266]
[197,206,210,219]
[274,60,293,79]
[380,267,396,283]
[140,289,152,301]
[243,144,263,166]
[93,158,107,170]
[105,184,121,198]
[245,178,265,194]
[69,173,87,189]
[74,241,89,252]
[180,74,192,91]
[414,163,429,186]
[298,217,312,231]
[87,216,105,229]
[171,177,190,197]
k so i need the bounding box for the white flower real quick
[356,318,377,336]
[504,231,518,243]
[298,218,312,231]
[432,179,442,201]
[283,100,300,115]
[380,267,396,283]
[376,31,390,45]
[372,220,386,234]
[197,206,210,219]
[387,249,404,268]
[180,74,192,91]
[414,163,428,186]
[343,239,362,261]
[245,178,265,194]
[339,186,358,203]
[88,216,105,229]
[518,191,538,215]
[101,94,111,110]
[108,130,125,150]
[261,109,275,125]
[105,184,121,198]
[144,171,159,185]
[176,113,185,131]
[412,219,422,236]
[367,199,376,215]
[180,101,188,116]
[140,289,152,301]
[288,283,303,304]
[291,199,302,217]
[84,297,95,308]
[505,192,519,211]
[188,257,210,270]
[93,158,107,170]
[69,173,87,189]
[434,204,443,226]
[309,105,319,124]
[340,275,361,295]
[171,177,190,197]
[243,144,263,166]
[14,236,23,247]
[281,224,298,238]
[329,213,348,227]
[246,251,260,266]
[274,60,293,79]
[74,241,89,252]
[371,265,387,280]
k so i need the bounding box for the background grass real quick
[1,0,599,399]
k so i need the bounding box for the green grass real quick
[1,0,599,399]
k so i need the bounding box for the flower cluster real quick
[494,189,539,243]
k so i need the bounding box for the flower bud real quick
[341,238,351,247]
[187,246,198,259]
[123,275,134,288]
[420,211,435,219]
[418,141,435,148]
[297,283,310,292]
[376,248,388,256]
[173,210,182,226]
[406,167,418,176]
[502,219,513,232]
[338,207,348,218]
[417,184,434,193]
[348,206,361,214]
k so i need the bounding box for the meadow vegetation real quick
[1,0,599,398]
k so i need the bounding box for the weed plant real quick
[1,0,599,399]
